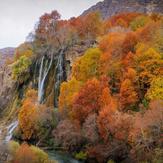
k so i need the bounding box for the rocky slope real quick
[83,0,163,19]
[0,48,15,116]
[0,47,15,66]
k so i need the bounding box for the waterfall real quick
[54,51,64,106]
[37,48,66,106]
[38,56,53,103]
[5,121,18,142]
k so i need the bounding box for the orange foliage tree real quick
[119,79,138,111]
[104,12,141,29]
[76,12,103,39]
[99,32,126,57]
[13,143,36,163]
[122,32,138,54]
[97,101,117,142]
[18,89,38,140]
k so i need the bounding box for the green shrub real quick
[152,148,163,163]
[107,160,115,163]
[142,98,149,108]
[130,16,150,31]
[12,55,31,83]
[31,146,49,163]
[8,141,20,156]
[75,151,87,160]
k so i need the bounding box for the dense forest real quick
[0,2,162,163]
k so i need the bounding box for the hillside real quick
[0,1,162,163]
[83,0,163,19]
[0,47,15,66]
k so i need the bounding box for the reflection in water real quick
[47,150,82,163]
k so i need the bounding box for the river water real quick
[47,150,82,163]
[0,121,81,163]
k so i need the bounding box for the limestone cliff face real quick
[0,48,15,116]
[0,48,15,66]
[82,0,163,19]
[65,41,96,69]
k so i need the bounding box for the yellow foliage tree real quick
[119,79,138,111]
[59,77,82,117]
[146,77,163,100]
[72,48,101,82]
[14,43,33,60]
[134,47,163,92]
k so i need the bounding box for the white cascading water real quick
[54,53,64,106]
[38,56,53,103]
[5,121,18,142]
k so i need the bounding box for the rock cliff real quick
[83,0,163,19]
[0,48,15,116]
[0,48,15,66]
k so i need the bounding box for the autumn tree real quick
[98,87,112,109]
[76,12,103,39]
[123,67,137,83]
[35,10,61,42]
[72,48,102,82]
[18,89,56,143]
[99,51,123,93]
[14,43,33,60]
[122,32,138,54]
[59,77,82,117]
[104,12,141,30]
[99,32,126,93]
[53,119,83,151]
[13,143,36,163]
[72,78,101,124]
[35,10,78,58]
[35,105,56,145]
[122,52,134,68]
[130,103,163,162]
[18,89,38,140]
[146,77,163,100]
[97,100,118,142]
[99,32,126,57]
[11,143,54,163]
[130,15,151,31]
[72,77,110,124]
[119,79,138,111]
[134,46,163,95]
[82,114,99,144]
[12,56,32,84]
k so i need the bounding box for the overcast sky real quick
[0,0,101,48]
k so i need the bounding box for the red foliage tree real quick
[76,12,103,39]
[82,114,99,144]
[129,101,163,162]
[53,119,83,151]
[72,77,110,124]
[72,78,102,124]
[122,32,138,54]
[97,100,117,142]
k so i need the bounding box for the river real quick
[0,120,81,163]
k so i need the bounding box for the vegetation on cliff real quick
[1,8,163,163]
